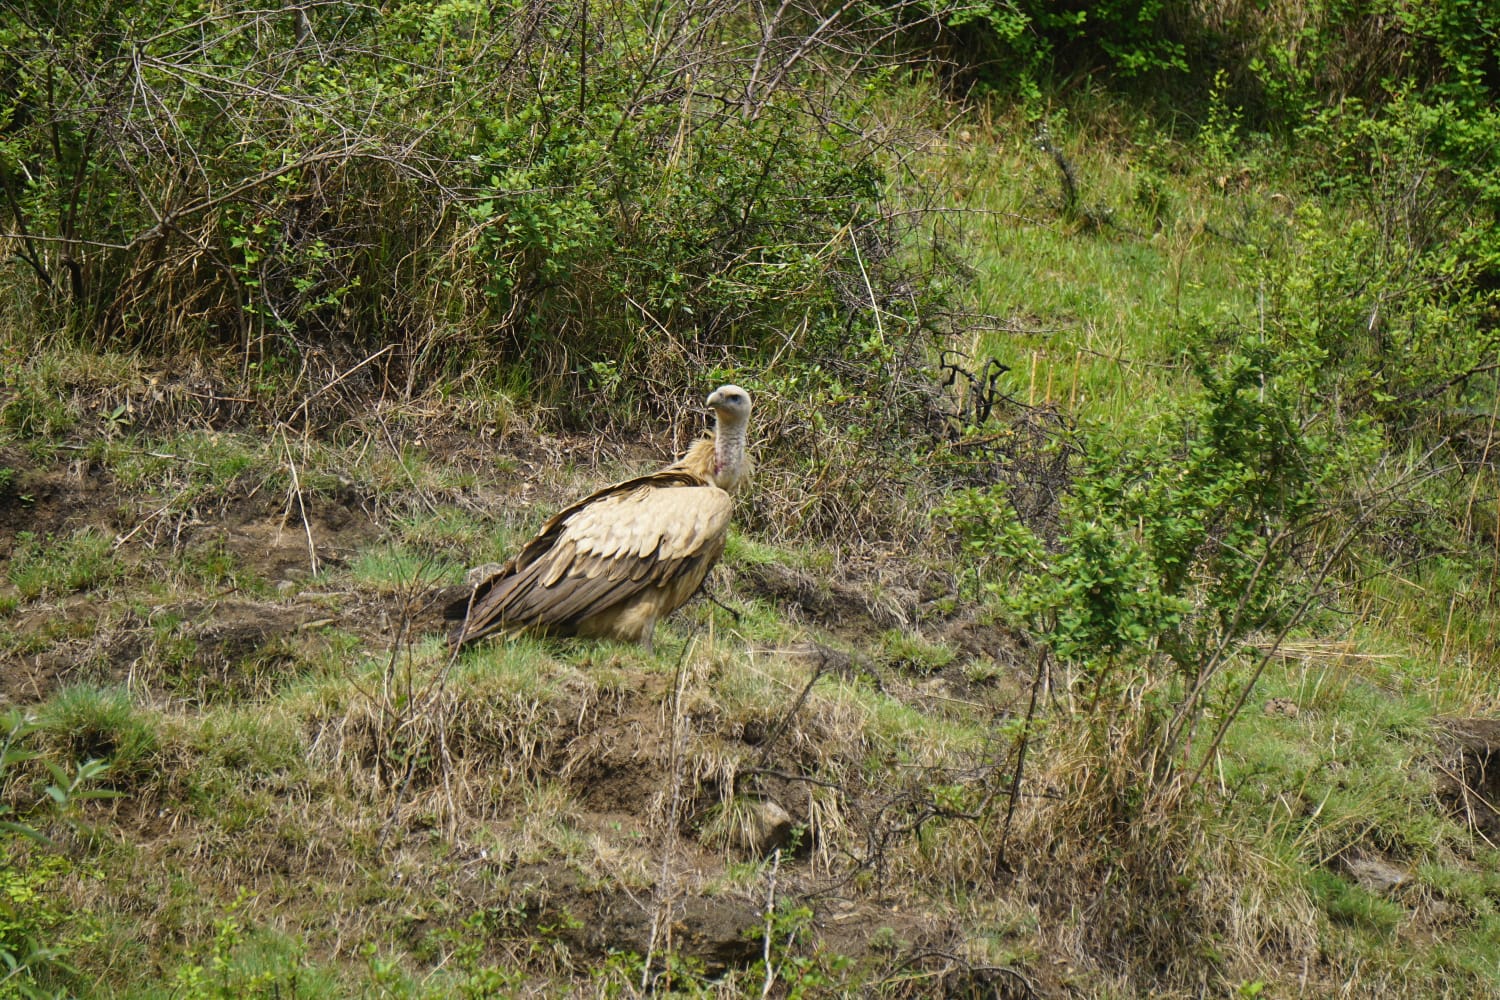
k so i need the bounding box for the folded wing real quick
[449,469,733,648]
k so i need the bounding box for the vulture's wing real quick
[450,470,732,645]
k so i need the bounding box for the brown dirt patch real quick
[0,446,380,705]
[1434,717,1500,840]
[0,447,120,554]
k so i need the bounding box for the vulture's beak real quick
[705,384,751,418]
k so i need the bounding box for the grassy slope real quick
[934,101,1500,995]
[3,103,1500,1000]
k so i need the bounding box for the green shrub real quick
[1,710,115,999]
[0,846,84,999]
[0,0,946,427]
[919,0,1187,97]
[939,329,1380,804]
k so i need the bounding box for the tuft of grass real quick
[697,794,771,856]
[450,635,579,699]
[103,431,266,496]
[168,538,260,593]
[723,532,786,566]
[6,529,121,601]
[394,505,493,552]
[35,686,159,784]
[1306,868,1404,934]
[0,374,80,441]
[348,545,463,593]
[876,628,957,676]
[191,707,307,777]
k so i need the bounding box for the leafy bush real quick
[918,0,1188,97]
[0,0,949,430]
[0,848,79,1000]
[941,328,1387,804]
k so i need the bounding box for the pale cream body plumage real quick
[449,385,752,652]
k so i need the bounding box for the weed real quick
[165,889,334,999]
[0,382,77,441]
[754,899,853,997]
[1,710,119,998]
[0,846,91,998]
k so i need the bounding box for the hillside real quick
[4,1,1500,997]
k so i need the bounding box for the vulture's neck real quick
[676,416,751,493]
[711,412,750,493]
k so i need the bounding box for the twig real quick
[754,654,827,769]
[642,636,698,992]
[1034,123,1079,219]
[291,344,395,428]
[56,443,210,466]
[112,488,194,549]
[989,646,1048,871]
[760,847,782,1000]
[279,433,320,576]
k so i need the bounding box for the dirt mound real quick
[0,447,117,552]
[501,863,763,973]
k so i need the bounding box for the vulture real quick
[447,384,753,652]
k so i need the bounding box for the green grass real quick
[191,707,308,776]
[6,528,120,601]
[166,538,262,593]
[101,432,266,495]
[348,544,464,593]
[876,627,957,676]
[393,505,494,551]
[930,111,1287,435]
[35,686,160,784]
[1210,643,1500,990]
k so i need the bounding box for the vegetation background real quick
[2,0,1499,995]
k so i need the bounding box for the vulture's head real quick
[704,384,753,493]
[706,384,752,428]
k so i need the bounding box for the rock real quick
[704,796,796,856]
[1343,852,1408,895]
[464,562,506,586]
[739,798,794,856]
[1264,697,1300,719]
